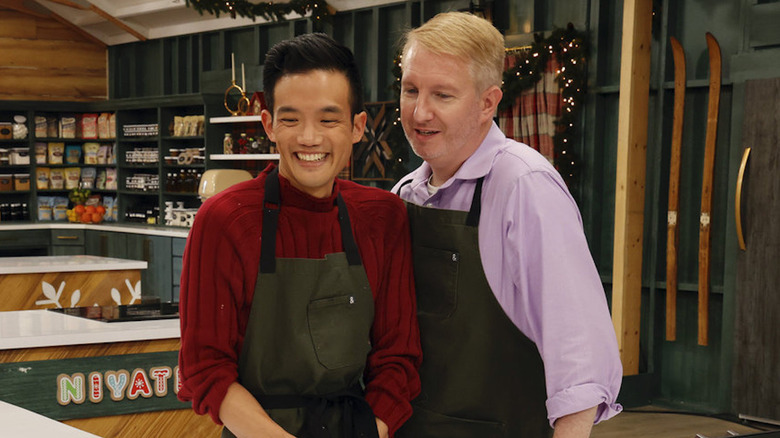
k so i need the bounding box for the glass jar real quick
[223,133,234,154]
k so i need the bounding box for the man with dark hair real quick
[179,33,421,438]
[262,33,365,117]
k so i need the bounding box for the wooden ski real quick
[666,36,686,341]
[698,32,721,346]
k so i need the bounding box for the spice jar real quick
[223,133,233,154]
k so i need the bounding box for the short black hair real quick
[263,33,364,116]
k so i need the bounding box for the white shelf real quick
[210,154,279,161]
[209,115,262,124]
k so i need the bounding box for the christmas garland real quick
[501,24,589,187]
[184,0,331,23]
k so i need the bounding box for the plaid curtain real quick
[498,54,562,163]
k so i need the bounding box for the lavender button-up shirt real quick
[393,122,623,426]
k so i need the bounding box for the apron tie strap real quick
[255,386,379,438]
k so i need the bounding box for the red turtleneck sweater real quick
[178,165,421,435]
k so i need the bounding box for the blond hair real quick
[402,12,504,92]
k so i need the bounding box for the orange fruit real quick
[74,204,86,215]
[80,213,92,223]
[91,212,103,223]
[85,205,96,214]
[96,205,106,215]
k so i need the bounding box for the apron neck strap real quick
[465,177,484,227]
[397,176,485,228]
[394,179,411,195]
[260,168,362,273]
[337,195,362,267]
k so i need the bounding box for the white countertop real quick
[0,310,180,350]
[0,222,190,238]
[0,400,101,437]
[0,255,148,275]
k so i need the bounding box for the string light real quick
[499,24,587,188]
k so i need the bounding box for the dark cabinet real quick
[84,229,183,303]
[49,229,85,256]
[171,237,186,302]
[85,230,127,258]
[732,77,780,422]
[0,229,49,256]
[126,233,173,302]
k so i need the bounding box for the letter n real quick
[57,373,85,406]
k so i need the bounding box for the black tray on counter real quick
[48,300,178,322]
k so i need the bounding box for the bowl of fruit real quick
[66,188,107,224]
[67,204,106,224]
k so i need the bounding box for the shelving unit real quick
[116,106,159,224]
[0,97,278,227]
[0,111,34,221]
[206,114,277,176]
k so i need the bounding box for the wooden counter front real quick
[0,310,220,438]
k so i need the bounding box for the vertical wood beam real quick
[611,0,653,376]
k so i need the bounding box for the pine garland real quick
[501,24,589,188]
[184,0,331,23]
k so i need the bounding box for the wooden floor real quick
[591,409,776,438]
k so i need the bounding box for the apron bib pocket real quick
[308,294,372,370]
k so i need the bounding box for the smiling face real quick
[400,42,501,184]
[261,69,367,198]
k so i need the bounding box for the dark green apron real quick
[222,168,379,438]
[396,178,551,438]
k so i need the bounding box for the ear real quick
[260,109,276,142]
[479,85,503,123]
[351,111,367,144]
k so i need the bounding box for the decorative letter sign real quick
[0,352,186,421]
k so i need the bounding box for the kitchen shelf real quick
[118,189,158,195]
[121,163,159,168]
[210,154,279,161]
[0,139,32,144]
[33,138,115,143]
[162,192,199,197]
[38,189,116,194]
[209,115,262,124]
[40,163,117,168]
[161,136,204,141]
[120,137,159,142]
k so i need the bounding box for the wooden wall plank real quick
[0,38,106,70]
[0,7,106,102]
[611,0,653,376]
[35,19,93,42]
[0,10,37,39]
[0,69,106,100]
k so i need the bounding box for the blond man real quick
[393,12,622,438]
